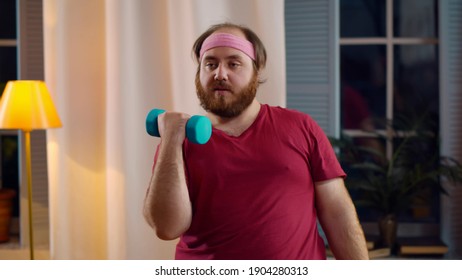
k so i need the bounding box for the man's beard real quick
[195,72,259,118]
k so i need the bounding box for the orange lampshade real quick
[0,80,62,131]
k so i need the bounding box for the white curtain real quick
[43,0,285,259]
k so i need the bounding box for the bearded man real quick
[143,22,368,260]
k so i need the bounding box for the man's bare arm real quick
[143,112,192,240]
[315,178,369,259]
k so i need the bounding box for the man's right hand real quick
[157,111,191,145]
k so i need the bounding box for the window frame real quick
[339,0,439,159]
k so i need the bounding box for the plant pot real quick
[378,214,398,248]
[0,188,16,243]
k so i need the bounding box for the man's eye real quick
[230,63,240,68]
[205,63,216,68]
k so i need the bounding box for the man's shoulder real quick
[264,104,314,121]
[263,104,325,137]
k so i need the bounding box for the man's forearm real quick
[324,214,369,260]
[143,143,192,240]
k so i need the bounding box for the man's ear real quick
[257,71,267,84]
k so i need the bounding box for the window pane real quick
[341,45,386,130]
[340,0,386,38]
[0,0,16,39]
[394,0,438,37]
[394,45,439,123]
[0,47,17,93]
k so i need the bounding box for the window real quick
[0,0,17,90]
[339,0,440,223]
[0,0,20,224]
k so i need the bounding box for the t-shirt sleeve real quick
[304,115,346,182]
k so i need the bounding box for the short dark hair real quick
[192,22,267,72]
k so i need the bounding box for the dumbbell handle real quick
[145,108,212,144]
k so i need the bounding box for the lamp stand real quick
[24,130,35,260]
[0,80,62,260]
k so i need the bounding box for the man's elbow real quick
[142,203,191,240]
[144,217,184,240]
[154,221,191,240]
[155,229,182,241]
[143,212,188,240]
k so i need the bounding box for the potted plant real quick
[0,187,15,242]
[330,114,462,248]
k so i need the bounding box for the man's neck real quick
[208,99,262,137]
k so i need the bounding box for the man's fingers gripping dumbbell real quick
[145,108,212,144]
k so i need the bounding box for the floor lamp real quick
[0,80,62,260]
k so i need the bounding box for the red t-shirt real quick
[159,104,345,259]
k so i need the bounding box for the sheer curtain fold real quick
[44,0,285,259]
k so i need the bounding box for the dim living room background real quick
[1,0,462,259]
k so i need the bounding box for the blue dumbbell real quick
[145,109,212,144]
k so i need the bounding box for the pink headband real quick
[199,33,256,61]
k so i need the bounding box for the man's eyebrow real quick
[226,54,245,60]
[202,55,218,61]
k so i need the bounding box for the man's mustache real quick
[211,81,232,91]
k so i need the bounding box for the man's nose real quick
[214,64,228,81]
